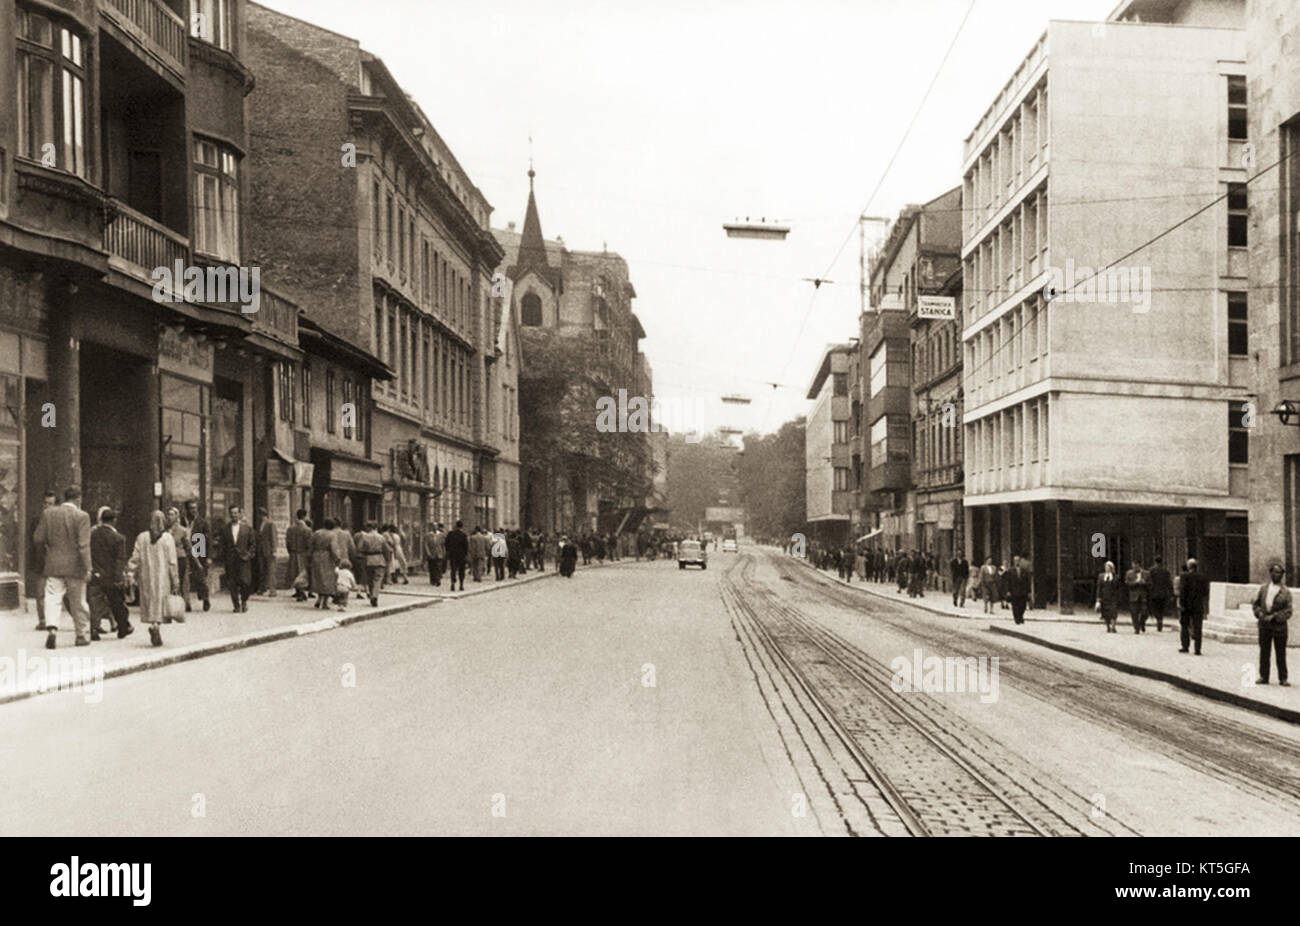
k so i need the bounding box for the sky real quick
[260,0,1117,435]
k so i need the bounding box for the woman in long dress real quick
[309,518,340,609]
[1096,560,1122,633]
[127,510,179,647]
[559,535,578,578]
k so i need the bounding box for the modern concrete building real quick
[805,343,855,547]
[961,8,1251,609]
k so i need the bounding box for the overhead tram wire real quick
[775,0,979,391]
[960,148,1295,388]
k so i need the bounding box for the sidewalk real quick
[803,563,1300,725]
[0,588,438,705]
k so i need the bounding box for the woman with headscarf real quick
[127,510,180,647]
[165,506,193,615]
[1096,560,1122,633]
[309,518,340,609]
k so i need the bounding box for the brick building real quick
[243,3,507,557]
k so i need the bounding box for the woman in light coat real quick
[128,510,179,647]
[309,519,340,608]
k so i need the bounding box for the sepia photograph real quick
[0,0,1296,905]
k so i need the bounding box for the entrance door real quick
[81,346,153,544]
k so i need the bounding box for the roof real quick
[298,315,394,381]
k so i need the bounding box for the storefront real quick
[311,448,382,532]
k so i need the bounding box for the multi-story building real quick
[1240,0,1300,582]
[494,171,653,538]
[805,343,855,548]
[2,0,312,609]
[489,271,521,529]
[243,3,506,556]
[861,189,963,559]
[961,8,1250,609]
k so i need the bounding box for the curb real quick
[0,595,439,707]
[986,625,1300,726]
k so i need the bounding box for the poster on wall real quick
[268,487,292,561]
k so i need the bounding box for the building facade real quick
[243,3,506,560]
[494,172,653,538]
[1,0,316,608]
[805,343,854,548]
[961,10,1250,609]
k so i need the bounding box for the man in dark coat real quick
[1252,562,1292,685]
[1003,554,1031,624]
[256,507,277,597]
[220,505,256,613]
[1179,558,1210,655]
[506,531,523,578]
[445,520,469,591]
[89,507,132,639]
[559,535,578,577]
[1147,556,1173,632]
[29,490,56,630]
[285,509,312,601]
[950,554,971,607]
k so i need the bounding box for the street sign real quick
[917,295,956,320]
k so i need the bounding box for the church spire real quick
[515,163,549,276]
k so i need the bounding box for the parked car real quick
[677,539,708,570]
[722,538,737,553]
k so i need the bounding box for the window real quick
[326,370,337,434]
[869,343,887,398]
[278,362,294,423]
[386,193,395,263]
[398,207,407,277]
[832,372,847,397]
[191,0,233,51]
[422,240,431,306]
[834,468,850,492]
[870,417,889,468]
[342,379,355,439]
[195,140,240,262]
[521,292,542,326]
[1228,75,1247,142]
[301,363,312,427]
[372,182,382,259]
[17,10,86,178]
[1228,183,1248,247]
[1229,401,1249,465]
[833,420,849,444]
[1228,292,1248,357]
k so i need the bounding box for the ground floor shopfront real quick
[2,262,259,611]
[965,500,1250,612]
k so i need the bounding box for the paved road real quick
[0,556,819,836]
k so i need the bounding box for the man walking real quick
[29,490,57,629]
[1124,559,1150,633]
[34,486,93,649]
[89,507,132,640]
[256,507,278,596]
[950,554,970,608]
[425,522,446,587]
[1252,562,1291,686]
[1147,556,1173,632]
[1178,558,1210,655]
[1004,554,1031,625]
[220,505,256,613]
[445,520,469,592]
[355,521,387,607]
[183,500,212,611]
[286,509,312,601]
[491,530,508,581]
[469,526,489,582]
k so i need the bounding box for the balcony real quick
[256,286,301,346]
[101,0,188,82]
[104,198,188,282]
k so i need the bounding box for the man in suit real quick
[1252,562,1292,686]
[425,522,447,586]
[1004,554,1032,625]
[446,520,469,591]
[183,500,211,611]
[256,507,277,597]
[468,526,489,583]
[33,486,92,649]
[220,505,256,612]
[1125,559,1150,634]
[285,509,312,601]
[950,554,971,607]
[1147,557,1173,632]
[89,507,132,640]
[29,490,56,630]
[1179,558,1210,655]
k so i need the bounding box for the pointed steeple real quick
[508,165,561,291]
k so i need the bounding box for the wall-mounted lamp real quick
[1271,400,1300,427]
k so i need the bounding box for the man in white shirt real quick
[1253,562,1292,685]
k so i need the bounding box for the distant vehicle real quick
[678,540,708,570]
[722,538,737,553]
